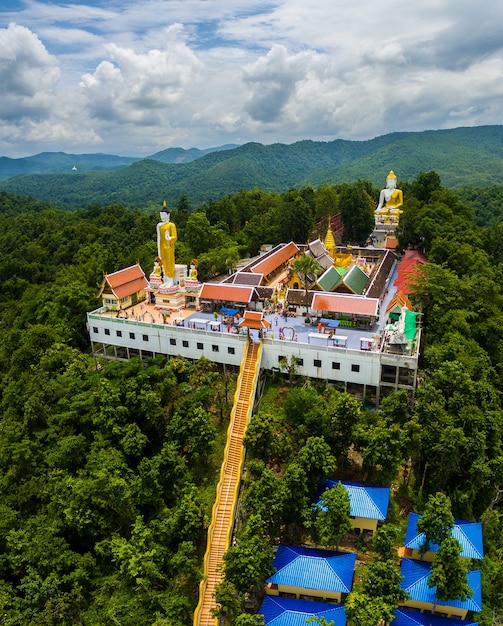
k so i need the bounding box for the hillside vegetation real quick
[0,172,503,624]
[1,126,503,210]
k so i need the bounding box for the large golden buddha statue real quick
[157,203,177,285]
[375,170,403,225]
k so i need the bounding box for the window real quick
[398,367,414,385]
[142,334,149,342]
[351,364,360,372]
[170,338,176,346]
[332,362,340,370]
[182,340,189,348]
[297,358,303,366]
[314,359,322,367]
[116,330,122,337]
[228,347,235,355]
[104,328,110,336]
[197,342,203,350]
[381,365,397,383]
[278,355,285,363]
[93,327,98,334]
[212,345,219,352]
[129,332,135,339]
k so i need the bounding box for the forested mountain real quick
[149,144,240,164]
[0,152,138,181]
[1,173,503,624]
[0,145,240,183]
[1,126,503,210]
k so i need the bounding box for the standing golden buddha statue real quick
[157,202,177,286]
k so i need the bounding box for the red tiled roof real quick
[402,250,427,263]
[394,252,426,295]
[238,310,271,330]
[311,293,379,316]
[199,283,254,303]
[250,242,299,276]
[114,277,149,299]
[107,264,145,287]
[385,236,399,250]
[103,264,148,299]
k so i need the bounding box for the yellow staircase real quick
[193,341,262,626]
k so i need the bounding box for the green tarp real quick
[405,310,418,340]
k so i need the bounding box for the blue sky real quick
[1,0,502,157]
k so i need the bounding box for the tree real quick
[306,617,335,626]
[325,391,362,450]
[345,591,395,626]
[241,461,284,537]
[416,492,454,556]
[280,195,314,243]
[211,580,241,622]
[222,535,274,596]
[278,354,301,385]
[338,181,375,242]
[362,559,408,607]
[410,171,442,204]
[314,482,352,551]
[428,536,472,608]
[357,418,406,484]
[292,253,321,295]
[235,613,266,626]
[315,183,340,221]
[283,385,327,437]
[372,524,402,561]
[297,437,337,491]
[184,211,214,256]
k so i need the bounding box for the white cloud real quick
[79,24,204,131]
[0,0,503,156]
[0,22,59,102]
[243,44,313,122]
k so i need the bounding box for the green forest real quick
[0,172,503,625]
[1,125,503,210]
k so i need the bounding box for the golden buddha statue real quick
[157,203,177,285]
[375,171,403,225]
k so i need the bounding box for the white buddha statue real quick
[375,171,403,225]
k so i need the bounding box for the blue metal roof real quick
[259,595,346,626]
[318,479,390,520]
[400,558,482,613]
[266,544,356,593]
[392,607,478,626]
[404,512,484,559]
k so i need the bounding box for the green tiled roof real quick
[344,265,368,295]
[317,266,343,292]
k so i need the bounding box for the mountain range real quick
[0,126,502,210]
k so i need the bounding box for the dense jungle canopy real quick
[0,174,503,625]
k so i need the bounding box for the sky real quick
[1,0,503,158]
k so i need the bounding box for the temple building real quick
[89,180,421,405]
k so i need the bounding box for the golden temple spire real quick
[324,217,336,259]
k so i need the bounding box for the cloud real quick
[1,1,503,156]
[243,44,313,122]
[0,22,60,113]
[80,24,204,124]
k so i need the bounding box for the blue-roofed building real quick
[401,512,484,562]
[400,557,482,620]
[317,479,391,533]
[259,595,346,626]
[392,607,478,626]
[266,544,356,603]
